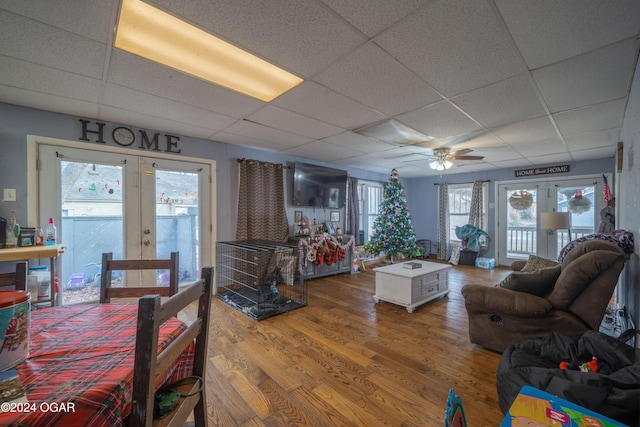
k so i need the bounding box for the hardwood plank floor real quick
[203,262,511,426]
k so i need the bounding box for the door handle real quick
[143,239,150,247]
[143,229,151,235]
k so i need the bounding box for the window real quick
[358,180,384,245]
[448,183,488,244]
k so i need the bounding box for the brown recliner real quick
[461,240,626,353]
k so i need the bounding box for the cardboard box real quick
[475,257,495,269]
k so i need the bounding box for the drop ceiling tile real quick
[246,106,344,139]
[102,83,237,131]
[152,0,366,76]
[0,0,114,43]
[451,73,547,129]
[0,56,102,102]
[281,146,345,163]
[492,116,561,146]
[273,81,387,130]
[321,0,429,37]
[0,86,99,119]
[212,131,291,152]
[532,38,638,113]
[526,152,574,165]
[491,159,534,169]
[495,0,640,69]
[99,106,219,140]
[569,146,617,161]
[553,98,626,136]
[334,154,397,167]
[397,101,483,139]
[564,129,619,151]
[0,10,106,79]
[284,140,363,161]
[515,140,569,157]
[221,120,313,148]
[106,51,264,119]
[314,42,442,116]
[322,132,396,153]
[374,0,526,97]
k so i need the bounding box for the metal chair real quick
[129,266,213,426]
[99,252,179,303]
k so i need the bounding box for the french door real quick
[497,175,607,266]
[38,144,212,305]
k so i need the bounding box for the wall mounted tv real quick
[292,162,348,208]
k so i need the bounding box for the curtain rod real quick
[434,179,490,185]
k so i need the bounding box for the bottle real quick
[35,227,45,246]
[6,210,18,247]
[45,217,57,245]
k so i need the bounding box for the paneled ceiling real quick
[1,0,639,177]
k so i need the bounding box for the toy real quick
[559,356,599,373]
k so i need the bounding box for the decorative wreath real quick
[567,189,592,214]
[509,190,533,210]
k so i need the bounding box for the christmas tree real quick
[364,168,419,260]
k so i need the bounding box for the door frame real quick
[494,173,609,266]
[26,135,216,268]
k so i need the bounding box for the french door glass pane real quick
[155,170,200,284]
[506,188,537,259]
[61,161,124,305]
[556,184,596,251]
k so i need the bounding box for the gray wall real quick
[619,58,640,333]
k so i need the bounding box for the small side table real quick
[0,244,65,307]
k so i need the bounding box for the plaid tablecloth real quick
[0,304,194,426]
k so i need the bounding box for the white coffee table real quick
[373,260,451,313]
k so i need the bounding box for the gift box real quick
[475,257,495,269]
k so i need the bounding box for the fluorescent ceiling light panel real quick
[354,119,435,146]
[115,0,303,102]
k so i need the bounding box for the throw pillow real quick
[520,254,559,272]
[498,264,562,296]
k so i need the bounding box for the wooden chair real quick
[0,261,28,291]
[99,252,179,303]
[129,266,213,427]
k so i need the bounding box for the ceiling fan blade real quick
[452,155,484,160]
[451,148,473,156]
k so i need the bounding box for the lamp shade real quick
[539,211,570,230]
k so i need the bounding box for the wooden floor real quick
[203,262,512,426]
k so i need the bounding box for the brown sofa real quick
[461,240,626,353]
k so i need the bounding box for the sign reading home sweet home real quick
[515,165,570,177]
[78,119,181,154]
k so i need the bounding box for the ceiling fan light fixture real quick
[114,0,302,102]
[429,159,453,171]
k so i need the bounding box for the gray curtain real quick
[438,182,449,260]
[236,159,289,242]
[347,176,360,243]
[468,180,484,229]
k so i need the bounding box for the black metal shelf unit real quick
[216,240,306,320]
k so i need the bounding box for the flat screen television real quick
[292,162,347,208]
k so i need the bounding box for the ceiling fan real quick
[428,147,484,170]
